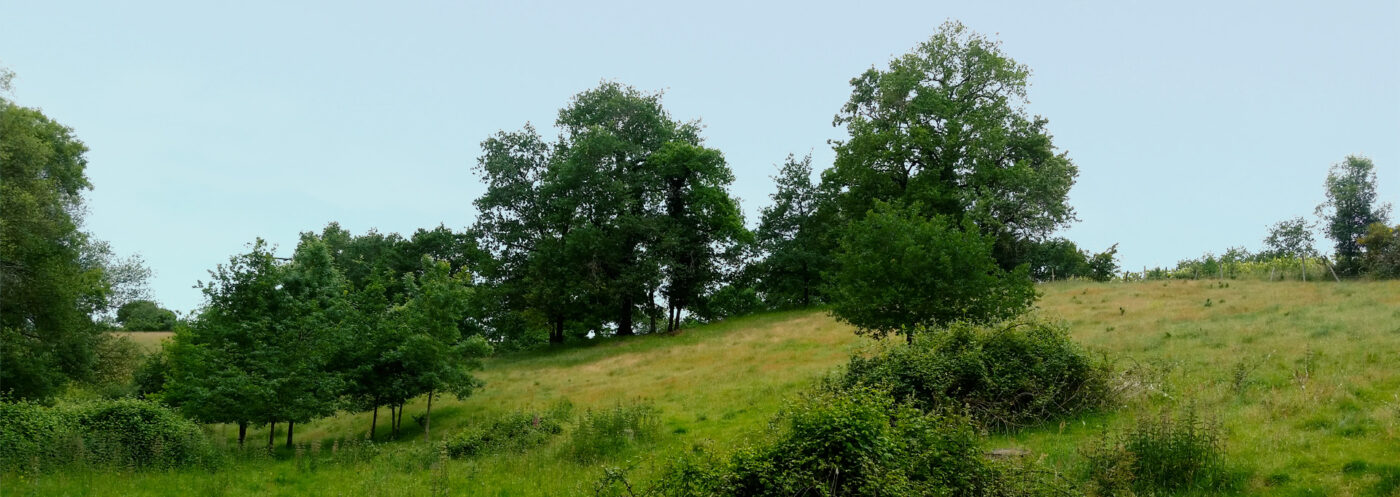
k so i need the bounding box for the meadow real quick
[9,279,1400,497]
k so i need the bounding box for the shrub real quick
[0,398,212,471]
[841,318,1113,430]
[1081,407,1232,494]
[606,388,1074,497]
[442,408,564,458]
[566,400,661,463]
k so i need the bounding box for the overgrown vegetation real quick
[0,399,213,471]
[596,387,1075,497]
[1080,407,1234,495]
[840,318,1113,430]
[441,406,566,458]
[566,401,663,464]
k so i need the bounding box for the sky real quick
[2,0,1396,314]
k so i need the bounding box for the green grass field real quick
[11,280,1400,496]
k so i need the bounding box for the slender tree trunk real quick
[1301,255,1307,282]
[238,422,247,447]
[802,261,811,307]
[286,420,294,448]
[388,405,397,439]
[550,315,565,344]
[370,404,378,441]
[649,288,658,333]
[425,390,433,442]
[268,420,276,449]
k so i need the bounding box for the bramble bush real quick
[596,387,1078,497]
[442,407,566,458]
[840,318,1113,431]
[0,398,213,471]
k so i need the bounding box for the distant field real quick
[22,280,1400,496]
[110,331,174,353]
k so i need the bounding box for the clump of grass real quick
[565,400,661,464]
[1081,406,1234,494]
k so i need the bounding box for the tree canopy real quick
[1317,155,1391,276]
[1,91,149,400]
[473,82,748,342]
[824,21,1078,269]
[827,202,1037,343]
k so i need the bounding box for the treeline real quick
[2,22,1100,406]
[155,231,489,447]
[1131,156,1394,282]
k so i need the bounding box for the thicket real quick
[442,407,566,458]
[597,388,1077,497]
[840,319,1113,431]
[0,399,213,471]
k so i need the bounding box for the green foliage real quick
[1263,217,1316,259]
[828,202,1037,342]
[841,318,1112,430]
[1023,238,1119,282]
[826,21,1078,270]
[566,401,662,463]
[0,399,212,471]
[165,236,352,443]
[752,153,836,308]
[130,349,168,400]
[626,387,1071,497]
[1,96,103,400]
[88,334,145,398]
[1358,223,1400,278]
[1317,156,1391,276]
[691,284,763,323]
[441,408,565,458]
[115,300,177,331]
[1080,407,1232,494]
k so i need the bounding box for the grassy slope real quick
[17,280,1400,496]
[110,331,174,354]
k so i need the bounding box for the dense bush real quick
[442,408,564,458]
[1358,222,1400,278]
[566,401,661,463]
[88,334,146,398]
[0,399,212,471]
[1080,407,1233,495]
[601,388,1076,497]
[840,318,1112,430]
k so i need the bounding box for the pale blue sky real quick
[3,0,1396,313]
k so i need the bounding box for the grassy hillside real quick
[109,331,174,353]
[13,280,1400,496]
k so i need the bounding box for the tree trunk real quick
[617,297,635,336]
[389,405,397,439]
[370,405,378,441]
[648,288,658,333]
[425,390,433,442]
[550,315,565,344]
[1300,255,1307,282]
[238,422,247,447]
[268,420,276,448]
[286,420,294,448]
